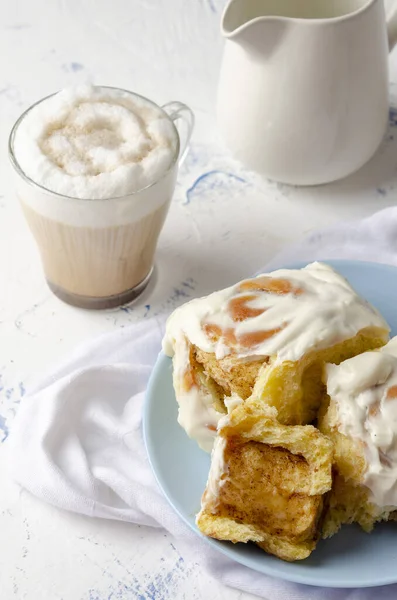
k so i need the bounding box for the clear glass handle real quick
[162,101,195,167]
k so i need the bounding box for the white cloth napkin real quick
[7,205,397,600]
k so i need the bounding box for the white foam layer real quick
[13,85,178,200]
[163,262,389,364]
[327,337,397,508]
[14,166,177,228]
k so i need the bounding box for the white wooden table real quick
[1,1,397,598]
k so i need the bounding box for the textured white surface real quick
[2,0,397,598]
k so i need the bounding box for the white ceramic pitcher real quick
[218,0,397,185]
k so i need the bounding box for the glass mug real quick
[8,87,194,309]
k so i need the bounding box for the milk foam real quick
[14,85,178,199]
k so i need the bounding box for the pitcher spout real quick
[221,0,289,54]
[221,0,263,39]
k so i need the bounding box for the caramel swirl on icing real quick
[238,326,285,348]
[202,278,297,351]
[238,276,303,296]
[203,319,285,351]
[183,364,197,392]
[228,294,266,322]
[163,262,389,364]
[203,323,237,346]
[368,402,380,418]
[386,385,397,400]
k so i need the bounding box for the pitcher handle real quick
[387,2,397,51]
[162,101,195,167]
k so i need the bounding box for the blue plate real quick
[143,260,397,588]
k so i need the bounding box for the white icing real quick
[224,393,243,412]
[13,85,178,199]
[171,336,221,453]
[163,262,388,364]
[170,337,244,453]
[203,436,228,509]
[327,337,397,508]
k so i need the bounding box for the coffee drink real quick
[20,199,170,306]
[9,85,186,308]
